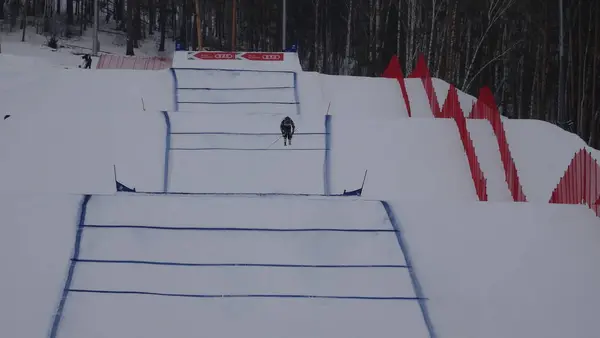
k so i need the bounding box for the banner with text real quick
[188,52,285,62]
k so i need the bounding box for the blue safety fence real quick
[49,195,92,338]
[170,68,301,115]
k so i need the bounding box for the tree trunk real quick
[158,0,166,51]
[149,0,155,35]
[126,0,134,55]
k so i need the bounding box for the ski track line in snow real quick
[67,289,424,301]
[49,195,92,338]
[82,225,397,232]
[72,259,409,268]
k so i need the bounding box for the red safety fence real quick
[382,55,412,117]
[469,87,527,202]
[96,55,173,70]
[550,149,600,216]
[408,53,441,117]
[441,85,488,201]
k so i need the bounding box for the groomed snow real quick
[166,112,326,194]
[173,68,295,89]
[0,110,116,194]
[84,194,390,229]
[2,41,600,338]
[503,119,600,201]
[56,193,429,338]
[329,116,476,200]
[394,200,600,338]
[0,65,173,114]
[59,294,428,338]
[321,74,408,118]
[0,194,81,338]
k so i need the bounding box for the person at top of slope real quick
[280,116,295,146]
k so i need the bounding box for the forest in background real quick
[2,0,600,147]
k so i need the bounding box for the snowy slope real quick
[172,68,299,116]
[167,112,326,194]
[0,110,116,194]
[503,119,600,201]
[394,200,600,338]
[321,74,409,118]
[329,116,476,200]
[2,47,600,338]
[0,194,82,338]
[0,66,172,114]
[56,194,429,338]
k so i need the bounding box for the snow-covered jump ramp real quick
[54,194,430,338]
[171,51,301,115]
[164,112,327,194]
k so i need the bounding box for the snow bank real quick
[57,194,429,338]
[167,112,325,194]
[394,200,600,338]
[321,74,408,118]
[0,194,82,338]
[0,110,116,194]
[329,117,476,200]
[503,119,599,201]
[0,68,172,115]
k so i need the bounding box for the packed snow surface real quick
[1,46,600,338]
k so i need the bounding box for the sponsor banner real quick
[189,52,237,60]
[240,52,284,61]
[188,51,284,62]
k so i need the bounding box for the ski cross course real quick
[2,45,600,338]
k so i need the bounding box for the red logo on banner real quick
[240,53,284,61]
[193,52,237,60]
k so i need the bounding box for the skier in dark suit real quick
[280,116,295,146]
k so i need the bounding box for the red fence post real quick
[383,55,412,117]
[470,87,527,202]
[442,85,488,201]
